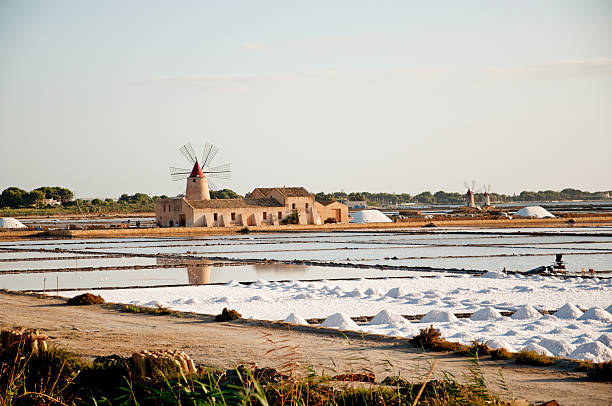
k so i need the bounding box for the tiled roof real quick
[316,200,338,206]
[186,197,284,209]
[253,187,313,197]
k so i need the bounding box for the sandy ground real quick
[0,292,609,405]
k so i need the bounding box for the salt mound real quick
[514,206,555,218]
[553,303,583,319]
[420,309,458,323]
[538,338,575,357]
[385,287,409,299]
[485,338,516,353]
[226,280,241,287]
[364,288,381,296]
[349,210,392,224]
[343,288,364,298]
[369,310,410,327]
[578,307,612,323]
[510,305,542,320]
[0,217,26,229]
[482,271,507,279]
[321,313,359,330]
[596,333,612,348]
[569,341,612,363]
[470,307,502,321]
[605,304,612,314]
[523,343,553,357]
[284,313,309,325]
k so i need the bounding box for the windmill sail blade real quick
[169,167,191,181]
[207,179,219,192]
[179,143,197,164]
[201,142,219,168]
[203,163,231,179]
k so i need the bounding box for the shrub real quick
[215,308,242,322]
[586,361,612,382]
[66,293,105,305]
[462,341,491,357]
[490,348,512,360]
[409,325,467,352]
[514,350,554,366]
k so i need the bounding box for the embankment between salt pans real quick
[2,215,612,240]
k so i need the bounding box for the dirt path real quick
[0,292,609,405]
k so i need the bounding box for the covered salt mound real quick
[0,217,26,229]
[510,304,542,320]
[420,309,458,323]
[482,271,507,279]
[538,338,575,357]
[350,210,392,224]
[553,303,583,319]
[284,313,309,325]
[369,309,410,328]
[569,341,612,363]
[578,307,612,323]
[470,307,502,321]
[321,313,359,330]
[514,206,554,218]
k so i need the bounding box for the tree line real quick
[315,188,611,206]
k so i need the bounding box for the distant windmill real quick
[464,180,476,208]
[169,142,231,200]
[481,184,492,207]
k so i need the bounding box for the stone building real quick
[155,161,348,227]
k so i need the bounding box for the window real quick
[292,203,296,209]
[305,203,309,209]
[278,211,282,220]
[231,212,236,221]
[193,179,196,183]
[214,213,218,221]
[163,205,166,213]
[263,212,267,220]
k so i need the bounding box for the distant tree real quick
[414,191,434,204]
[315,192,334,202]
[23,190,45,206]
[91,198,104,205]
[348,192,365,201]
[210,189,242,199]
[0,187,27,208]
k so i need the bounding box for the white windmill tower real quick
[481,184,492,207]
[464,181,476,208]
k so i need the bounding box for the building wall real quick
[156,198,185,227]
[315,201,349,223]
[192,207,282,227]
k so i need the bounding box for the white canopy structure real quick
[349,209,392,224]
[515,206,555,218]
[0,217,26,229]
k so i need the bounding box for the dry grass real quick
[490,348,513,360]
[215,307,242,322]
[580,361,612,382]
[514,350,554,366]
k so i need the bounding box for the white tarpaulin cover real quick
[0,217,26,229]
[515,206,555,218]
[350,209,392,224]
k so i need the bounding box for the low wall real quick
[29,215,612,239]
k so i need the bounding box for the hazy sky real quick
[1,1,611,198]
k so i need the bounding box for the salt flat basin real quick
[0,264,441,291]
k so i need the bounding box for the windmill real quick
[464,180,476,208]
[169,142,231,200]
[481,184,492,207]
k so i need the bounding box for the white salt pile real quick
[349,210,392,224]
[284,313,309,325]
[0,217,26,229]
[514,206,555,218]
[511,305,542,320]
[538,338,575,357]
[470,307,502,321]
[485,338,516,352]
[321,313,359,330]
[569,341,612,363]
[369,309,410,328]
[364,288,381,296]
[385,287,409,298]
[577,307,612,323]
[343,288,364,298]
[597,333,612,348]
[226,280,240,287]
[523,342,553,357]
[420,309,458,323]
[553,303,583,319]
[482,271,507,279]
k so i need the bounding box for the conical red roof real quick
[189,161,205,177]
